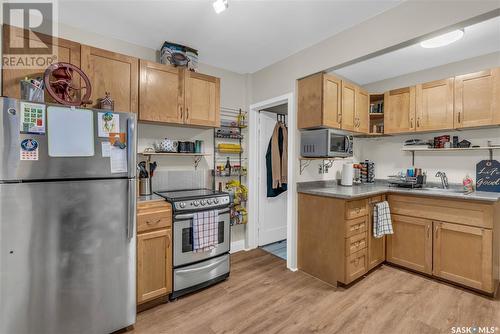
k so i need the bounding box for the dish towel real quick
[373,201,393,238]
[192,210,219,253]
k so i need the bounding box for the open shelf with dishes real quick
[369,94,384,135]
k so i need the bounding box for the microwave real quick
[301,129,353,157]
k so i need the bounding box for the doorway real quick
[248,93,296,270]
[258,107,288,259]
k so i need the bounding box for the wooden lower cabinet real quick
[367,196,385,270]
[433,221,494,293]
[386,214,432,275]
[136,201,173,305]
[137,228,172,304]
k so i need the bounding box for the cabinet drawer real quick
[345,199,368,219]
[388,195,493,229]
[137,201,172,233]
[345,232,367,256]
[345,216,367,237]
[345,248,367,283]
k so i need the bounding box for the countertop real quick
[137,194,166,203]
[297,180,500,202]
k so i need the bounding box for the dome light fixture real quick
[420,29,464,48]
[213,0,228,14]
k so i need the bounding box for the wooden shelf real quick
[140,152,208,157]
[369,113,384,117]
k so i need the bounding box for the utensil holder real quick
[139,178,152,196]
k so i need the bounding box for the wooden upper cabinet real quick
[355,87,369,134]
[433,221,493,293]
[2,25,81,101]
[415,78,454,132]
[386,214,432,275]
[341,81,356,132]
[298,73,341,129]
[81,45,138,113]
[384,86,416,134]
[139,60,183,124]
[184,71,220,127]
[454,68,500,128]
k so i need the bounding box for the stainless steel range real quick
[155,189,231,299]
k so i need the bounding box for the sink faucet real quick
[435,171,449,189]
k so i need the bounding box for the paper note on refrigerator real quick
[101,141,111,157]
[98,112,119,138]
[110,146,127,173]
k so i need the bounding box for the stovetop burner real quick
[155,188,231,212]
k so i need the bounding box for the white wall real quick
[56,21,249,249]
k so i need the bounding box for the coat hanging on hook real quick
[266,120,288,197]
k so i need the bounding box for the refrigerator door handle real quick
[127,179,136,240]
[127,116,137,178]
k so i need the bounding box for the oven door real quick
[173,208,230,267]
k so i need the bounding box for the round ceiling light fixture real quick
[420,29,464,48]
[213,0,228,14]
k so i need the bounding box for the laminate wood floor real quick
[132,249,500,334]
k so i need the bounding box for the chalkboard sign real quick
[476,160,500,193]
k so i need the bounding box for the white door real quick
[258,111,287,246]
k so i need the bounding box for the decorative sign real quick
[20,138,39,161]
[476,160,500,193]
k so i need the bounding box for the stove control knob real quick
[207,199,213,205]
[200,199,207,206]
[193,200,200,207]
[179,202,186,209]
[214,198,219,204]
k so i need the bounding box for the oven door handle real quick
[176,256,227,274]
[175,208,230,220]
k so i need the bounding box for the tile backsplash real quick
[152,170,212,191]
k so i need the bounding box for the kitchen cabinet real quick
[81,45,138,113]
[386,214,432,275]
[184,71,220,127]
[2,25,81,101]
[341,81,356,131]
[454,68,500,128]
[433,221,493,292]
[384,86,416,134]
[298,194,383,286]
[415,78,454,132]
[355,87,370,133]
[298,73,341,129]
[139,60,184,124]
[367,196,386,270]
[136,201,172,305]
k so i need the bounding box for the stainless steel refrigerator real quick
[0,97,137,334]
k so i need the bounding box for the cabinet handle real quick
[179,106,183,119]
[435,225,439,239]
[417,118,420,128]
[186,107,189,120]
[146,219,161,225]
[458,112,461,123]
[338,113,342,124]
[410,118,414,128]
[427,225,430,239]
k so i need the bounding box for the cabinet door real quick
[323,74,342,129]
[355,87,369,133]
[184,71,220,127]
[384,87,416,134]
[455,68,500,128]
[341,81,356,131]
[81,45,138,113]
[433,222,493,292]
[2,25,81,101]
[367,197,385,270]
[137,228,172,304]
[139,60,183,124]
[415,78,454,132]
[386,214,432,274]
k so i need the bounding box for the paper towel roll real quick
[341,163,354,186]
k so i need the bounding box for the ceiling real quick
[57,0,402,74]
[334,15,500,86]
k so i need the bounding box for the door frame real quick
[248,92,297,271]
